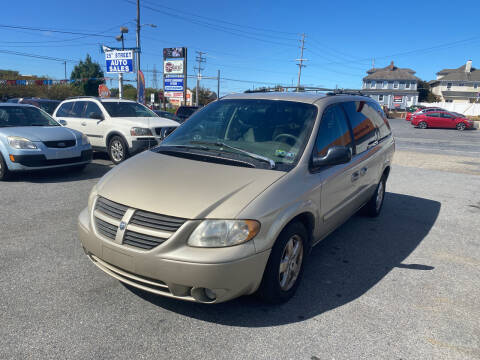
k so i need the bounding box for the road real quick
[1,123,479,360]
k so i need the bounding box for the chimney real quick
[389,61,394,70]
[465,60,472,73]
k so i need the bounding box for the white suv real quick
[53,97,180,164]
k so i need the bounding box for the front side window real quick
[102,101,157,117]
[159,99,318,170]
[342,101,378,153]
[0,106,60,127]
[315,105,352,157]
[84,102,103,118]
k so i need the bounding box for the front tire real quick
[418,121,427,129]
[0,153,10,181]
[456,123,466,131]
[108,136,129,165]
[364,176,386,217]
[258,222,307,304]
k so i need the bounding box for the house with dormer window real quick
[361,61,420,110]
[429,60,480,103]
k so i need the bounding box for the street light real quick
[115,26,129,99]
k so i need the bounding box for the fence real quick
[419,102,480,116]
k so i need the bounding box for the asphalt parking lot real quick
[1,120,479,360]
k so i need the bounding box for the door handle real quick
[81,122,87,126]
[351,171,360,182]
[367,140,378,149]
[360,167,368,176]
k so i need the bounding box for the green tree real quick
[70,54,104,96]
[418,80,440,103]
[191,86,217,105]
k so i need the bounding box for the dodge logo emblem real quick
[119,221,126,231]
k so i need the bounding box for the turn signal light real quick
[9,154,15,162]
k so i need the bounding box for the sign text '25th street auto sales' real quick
[105,50,134,73]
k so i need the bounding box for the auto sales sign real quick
[105,50,134,73]
[163,60,184,75]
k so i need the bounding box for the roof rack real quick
[326,89,367,96]
[244,86,367,96]
[65,96,101,100]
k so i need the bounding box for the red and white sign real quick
[393,95,403,103]
[163,60,184,74]
[164,91,184,98]
[98,84,110,98]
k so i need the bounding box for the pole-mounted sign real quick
[105,50,134,73]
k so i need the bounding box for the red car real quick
[411,111,474,131]
[406,107,443,121]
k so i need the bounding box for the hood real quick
[113,116,180,128]
[96,151,286,219]
[0,126,79,142]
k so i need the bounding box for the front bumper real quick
[78,207,270,303]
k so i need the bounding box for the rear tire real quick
[0,153,10,181]
[258,222,307,304]
[418,121,427,129]
[456,123,466,131]
[364,176,386,217]
[108,136,129,165]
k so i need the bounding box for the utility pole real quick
[136,0,141,102]
[116,27,128,99]
[296,33,307,92]
[195,51,206,106]
[152,64,158,89]
[217,69,220,100]
[63,61,66,80]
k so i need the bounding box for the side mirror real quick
[311,146,352,168]
[89,112,104,120]
[58,120,67,126]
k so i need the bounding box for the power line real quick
[0,49,77,63]
[0,24,114,38]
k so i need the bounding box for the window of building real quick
[393,81,399,89]
[406,82,411,89]
[315,105,353,157]
[474,83,478,89]
[458,83,464,87]
[383,81,388,88]
[379,95,384,101]
[342,101,378,154]
[371,81,376,89]
[447,83,452,90]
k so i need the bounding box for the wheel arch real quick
[105,131,129,149]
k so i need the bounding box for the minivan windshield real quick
[159,99,317,170]
[0,106,60,127]
[101,101,157,117]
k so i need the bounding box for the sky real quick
[1,0,480,96]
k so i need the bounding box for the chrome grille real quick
[95,218,117,240]
[123,230,167,250]
[130,209,186,232]
[95,197,128,220]
[43,139,76,148]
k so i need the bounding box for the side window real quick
[84,102,103,118]
[71,101,87,118]
[315,105,352,157]
[441,113,453,118]
[342,101,378,153]
[56,102,74,117]
[428,112,440,117]
[367,101,391,140]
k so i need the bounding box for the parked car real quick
[78,92,394,304]
[0,103,92,180]
[19,98,60,115]
[412,111,474,130]
[53,97,180,164]
[406,105,426,113]
[153,110,181,122]
[175,105,199,122]
[406,107,444,121]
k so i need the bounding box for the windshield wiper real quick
[191,140,276,169]
[160,144,210,150]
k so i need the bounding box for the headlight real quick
[81,134,90,145]
[130,127,153,136]
[188,220,260,247]
[7,136,37,149]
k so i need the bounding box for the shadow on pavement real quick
[127,192,441,327]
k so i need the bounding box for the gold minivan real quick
[78,92,394,304]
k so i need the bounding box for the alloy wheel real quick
[110,140,124,162]
[278,234,303,291]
